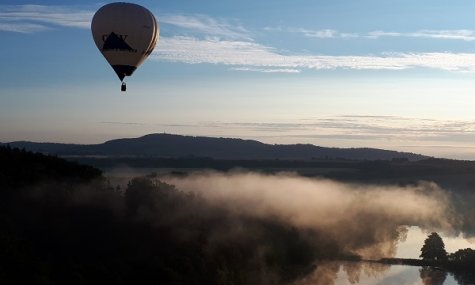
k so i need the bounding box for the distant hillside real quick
[3,133,428,161]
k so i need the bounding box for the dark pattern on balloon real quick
[102,32,137,52]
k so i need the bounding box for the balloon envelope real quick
[91,2,159,81]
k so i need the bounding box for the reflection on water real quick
[420,267,447,285]
[293,261,463,285]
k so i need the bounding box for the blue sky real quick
[2,1,475,159]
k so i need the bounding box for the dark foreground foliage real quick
[0,145,101,188]
[0,146,328,285]
[1,146,474,284]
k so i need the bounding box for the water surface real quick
[294,262,465,285]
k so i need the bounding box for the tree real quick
[420,232,447,261]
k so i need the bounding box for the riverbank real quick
[375,257,475,284]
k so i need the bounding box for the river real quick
[293,226,475,285]
[294,261,470,285]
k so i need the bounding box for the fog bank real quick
[163,171,457,259]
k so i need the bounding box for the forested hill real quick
[0,145,102,188]
[3,133,427,161]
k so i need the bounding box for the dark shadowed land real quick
[1,145,475,284]
[3,133,428,161]
[6,133,475,192]
[0,146,350,284]
[6,133,475,194]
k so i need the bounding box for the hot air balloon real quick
[91,2,159,91]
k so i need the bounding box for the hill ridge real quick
[3,133,428,161]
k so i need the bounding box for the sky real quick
[2,1,475,159]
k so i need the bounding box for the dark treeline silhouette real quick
[4,133,427,161]
[0,146,355,285]
[0,145,101,188]
[382,232,475,284]
[419,232,475,281]
[446,248,475,284]
[422,233,475,284]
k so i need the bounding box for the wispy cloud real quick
[231,67,301,73]
[160,14,250,40]
[155,36,283,65]
[297,28,358,39]
[155,36,475,71]
[232,116,475,145]
[99,121,145,126]
[282,27,475,41]
[0,5,250,40]
[299,28,338,38]
[0,22,49,33]
[303,116,475,142]
[115,115,475,143]
[0,4,93,32]
[367,30,475,41]
[264,27,357,38]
